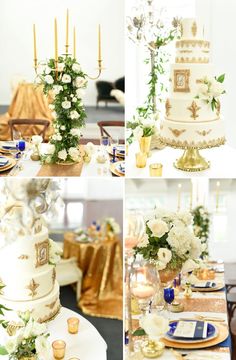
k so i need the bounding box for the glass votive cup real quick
[52,340,66,359]
[135,152,147,168]
[149,163,163,177]
[67,317,80,334]
[18,140,26,151]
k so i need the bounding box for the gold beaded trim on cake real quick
[176,57,209,64]
[176,40,210,48]
[52,267,56,285]
[160,136,226,149]
[168,128,186,137]
[37,303,61,323]
[196,129,212,136]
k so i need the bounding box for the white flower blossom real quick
[49,239,62,264]
[147,219,168,238]
[58,62,65,72]
[60,125,66,131]
[68,147,81,162]
[157,248,172,264]
[44,66,51,75]
[74,76,87,88]
[35,335,50,360]
[140,314,169,340]
[62,74,71,83]
[46,144,55,155]
[62,101,71,109]
[58,149,67,161]
[72,63,81,73]
[70,128,81,137]
[133,126,143,140]
[53,85,63,95]
[31,135,43,145]
[76,89,85,98]
[70,110,80,120]
[44,75,54,84]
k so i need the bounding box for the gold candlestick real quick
[216,181,220,211]
[177,183,182,211]
[73,26,76,59]
[65,8,69,54]
[54,18,58,78]
[33,24,37,72]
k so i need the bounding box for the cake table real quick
[0,307,107,360]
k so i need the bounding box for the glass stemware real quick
[163,287,175,315]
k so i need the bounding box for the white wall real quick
[0,0,124,106]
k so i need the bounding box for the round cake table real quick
[0,307,107,360]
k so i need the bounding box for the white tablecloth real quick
[8,145,112,177]
[126,142,236,178]
[0,307,107,360]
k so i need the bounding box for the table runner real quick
[63,232,123,320]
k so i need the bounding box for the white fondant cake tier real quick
[0,282,60,324]
[0,226,49,273]
[0,265,55,301]
[181,18,204,40]
[169,63,213,99]
[165,98,219,122]
[160,118,225,149]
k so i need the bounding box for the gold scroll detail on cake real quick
[52,267,56,285]
[216,101,221,117]
[35,239,49,268]
[37,304,61,323]
[165,99,172,117]
[18,255,29,260]
[179,50,193,54]
[191,21,197,37]
[6,322,24,336]
[160,136,226,150]
[187,101,201,120]
[26,279,39,298]
[168,128,186,137]
[176,40,210,48]
[176,57,209,63]
[0,278,5,295]
[196,130,212,136]
[45,298,58,310]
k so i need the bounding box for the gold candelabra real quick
[33,9,103,80]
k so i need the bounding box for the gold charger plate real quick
[161,323,228,350]
[110,161,125,177]
[191,283,224,292]
[107,146,125,158]
[0,157,16,173]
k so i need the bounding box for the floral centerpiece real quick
[135,209,202,282]
[192,205,210,258]
[36,56,87,164]
[195,74,225,111]
[102,217,121,238]
[0,312,50,359]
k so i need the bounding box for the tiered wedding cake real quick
[0,180,61,323]
[160,18,226,149]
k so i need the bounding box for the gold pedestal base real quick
[174,148,210,172]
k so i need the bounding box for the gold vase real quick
[139,136,152,155]
[159,267,181,285]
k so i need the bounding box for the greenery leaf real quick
[133,328,146,336]
[0,346,8,355]
[217,74,225,83]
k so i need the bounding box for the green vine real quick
[192,206,210,258]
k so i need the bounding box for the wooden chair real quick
[226,279,236,293]
[97,121,125,144]
[8,119,50,142]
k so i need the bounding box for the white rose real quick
[60,125,66,131]
[44,75,54,84]
[147,219,168,238]
[48,104,55,110]
[70,110,80,119]
[70,128,81,137]
[31,321,47,337]
[74,76,87,88]
[53,85,63,95]
[31,135,43,145]
[35,335,50,360]
[140,314,169,340]
[211,80,224,97]
[157,248,172,264]
[44,66,51,75]
[72,63,81,73]
[198,83,208,95]
[62,74,71,83]
[133,126,143,140]
[182,259,199,273]
[62,101,71,109]
[5,335,21,354]
[58,62,65,72]
[58,149,67,161]
[72,97,77,103]
[175,211,193,226]
[46,144,55,155]
[142,118,155,128]
[76,89,85,98]
[68,147,80,162]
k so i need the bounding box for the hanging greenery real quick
[191,205,210,258]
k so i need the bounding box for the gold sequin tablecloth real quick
[0,82,53,141]
[63,232,123,320]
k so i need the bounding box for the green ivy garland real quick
[192,205,210,258]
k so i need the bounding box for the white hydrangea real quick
[167,226,193,257]
[182,259,199,273]
[72,63,81,73]
[147,219,169,238]
[68,147,80,162]
[70,110,80,120]
[70,128,81,137]
[58,149,67,161]
[62,74,71,83]
[175,211,193,226]
[133,126,143,140]
[62,101,71,109]
[44,75,54,84]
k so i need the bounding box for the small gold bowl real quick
[170,301,184,313]
[149,163,163,177]
[141,339,165,358]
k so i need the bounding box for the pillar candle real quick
[54,18,58,63]
[98,24,102,61]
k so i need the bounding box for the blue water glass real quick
[164,287,174,305]
[101,136,109,146]
[18,140,26,151]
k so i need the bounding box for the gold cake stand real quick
[161,137,226,172]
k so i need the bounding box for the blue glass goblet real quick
[164,287,174,308]
[18,140,26,152]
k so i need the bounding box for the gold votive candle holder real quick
[135,152,147,168]
[149,163,163,177]
[52,340,66,359]
[67,317,80,334]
